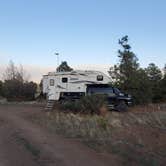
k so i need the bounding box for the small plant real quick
[97,117,108,130]
[15,134,40,158]
[60,100,79,111]
[79,94,107,114]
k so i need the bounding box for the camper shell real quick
[43,70,111,101]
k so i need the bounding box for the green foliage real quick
[164,64,166,75]
[109,36,139,86]
[3,80,37,101]
[108,36,166,104]
[78,94,107,114]
[118,36,139,79]
[160,65,166,101]
[158,75,166,102]
[109,36,160,104]
[15,134,40,157]
[21,81,37,100]
[3,79,23,99]
[56,61,73,72]
[0,81,3,96]
[2,61,37,101]
[60,100,80,111]
[61,94,107,114]
[130,69,152,104]
[109,36,151,104]
[117,36,139,91]
[97,117,108,130]
[145,63,162,82]
[145,63,163,102]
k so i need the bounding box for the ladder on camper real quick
[45,100,55,111]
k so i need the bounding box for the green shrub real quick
[79,94,107,114]
[60,94,107,114]
[0,81,3,96]
[60,100,80,111]
[97,117,108,130]
[3,80,37,101]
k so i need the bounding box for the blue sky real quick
[0,0,166,74]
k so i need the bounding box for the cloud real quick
[0,64,111,83]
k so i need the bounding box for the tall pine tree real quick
[109,36,152,104]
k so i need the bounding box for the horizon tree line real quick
[0,36,166,104]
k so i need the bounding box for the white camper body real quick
[43,70,111,101]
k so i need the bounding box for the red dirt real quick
[1,104,165,166]
[0,104,120,166]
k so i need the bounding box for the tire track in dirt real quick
[0,104,120,166]
[0,122,39,166]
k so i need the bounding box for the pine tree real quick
[145,63,162,102]
[109,36,139,90]
[109,36,152,104]
[56,61,73,72]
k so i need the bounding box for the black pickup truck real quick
[87,84,132,111]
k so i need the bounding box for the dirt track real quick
[0,104,119,166]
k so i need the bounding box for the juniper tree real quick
[56,61,73,72]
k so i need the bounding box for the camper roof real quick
[47,70,105,76]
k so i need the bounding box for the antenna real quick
[54,52,59,66]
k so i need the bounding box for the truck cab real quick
[87,84,132,111]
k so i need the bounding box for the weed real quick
[97,117,108,130]
[15,134,40,158]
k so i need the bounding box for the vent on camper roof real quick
[97,75,103,81]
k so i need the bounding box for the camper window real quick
[97,75,103,81]
[62,77,68,83]
[50,79,54,86]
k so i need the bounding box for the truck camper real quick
[42,70,132,111]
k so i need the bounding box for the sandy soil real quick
[0,104,120,166]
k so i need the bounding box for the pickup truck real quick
[87,84,132,111]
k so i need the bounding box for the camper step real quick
[45,100,55,110]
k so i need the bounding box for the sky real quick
[0,0,166,82]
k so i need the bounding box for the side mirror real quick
[119,93,124,96]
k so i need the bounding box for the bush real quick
[3,79,22,100]
[0,81,3,96]
[79,94,108,114]
[3,80,37,101]
[2,61,37,101]
[60,100,80,111]
[61,94,108,115]
[22,81,37,100]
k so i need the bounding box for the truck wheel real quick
[115,101,128,112]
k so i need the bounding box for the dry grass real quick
[30,104,166,166]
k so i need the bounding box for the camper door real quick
[48,78,57,100]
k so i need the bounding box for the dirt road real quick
[0,104,119,166]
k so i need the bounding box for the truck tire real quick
[115,100,128,112]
